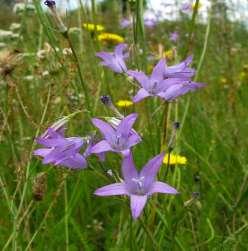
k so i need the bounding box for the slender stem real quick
[64,180,69,251]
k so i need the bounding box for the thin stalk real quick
[64,180,69,251]
[179,7,211,138]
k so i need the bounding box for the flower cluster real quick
[97,43,205,103]
[35,2,205,219]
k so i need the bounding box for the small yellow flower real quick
[220,77,227,85]
[163,49,174,60]
[116,100,133,108]
[192,2,202,11]
[239,72,246,81]
[82,23,104,32]
[98,33,124,44]
[163,153,187,165]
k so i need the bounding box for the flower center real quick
[112,134,127,151]
[132,176,145,195]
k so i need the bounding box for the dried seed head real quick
[32,172,47,201]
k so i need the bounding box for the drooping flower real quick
[169,31,179,43]
[34,128,87,169]
[128,56,204,103]
[163,153,187,165]
[96,43,128,73]
[95,152,178,219]
[144,17,157,28]
[120,18,132,29]
[82,23,104,32]
[90,113,141,156]
[181,2,192,13]
[97,33,124,44]
[116,100,133,108]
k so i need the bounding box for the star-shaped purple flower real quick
[96,43,129,73]
[95,152,178,219]
[128,56,204,103]
[90,113,141,156]
[169,31,179,42]
[181,2,192,13]
[120,18,132,29]
[34,127,87,169]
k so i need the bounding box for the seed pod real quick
[32,172,47,201]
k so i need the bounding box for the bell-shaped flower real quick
[90,113,141,156]
[34,128,87,169]
[128,56,204,103]
[95,152,178,219]
[96,43,128,73]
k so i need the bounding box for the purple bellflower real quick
[181,2,192,13]
[90,113,141,156]
[95,152,178,219]
[34,127,87,169]
[169,31,179,43]
[144,17,157,28]
[96,43,129,73]
[128,56,204,103]
[120,18,132,29]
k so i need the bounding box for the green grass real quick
[0,1,248,250]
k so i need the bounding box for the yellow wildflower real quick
[163,153,187,165]
[98,33,124,44]
[163,49,174,60]
[116,100,133,108]
[220,77,227,85]
[192,2,202,11]
[239,72,246,81]
[82,23,104,32]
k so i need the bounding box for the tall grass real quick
[0,0,248,250]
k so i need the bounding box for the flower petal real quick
[33,148,52,157]
[94,182,128,196]
[58,153,87,169]
[92,118,115,142]
[96,52,113,61]
[127,70,149,88]
[140,152,165,190]
[121,152,138,183]
[151,59,166,81]
[114,43,127,57]
[149,181,179,195]
[130,194,147,219]
[127,133,142,148]
[133,88,150,103]
[90,140,113,154]
[116,113,138,138]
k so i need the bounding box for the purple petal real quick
[117,113,138,138]
[130,195,147,219]
[127,133,142,148]
[121,153,138,183]
[149,181,178,195]
[58,153,87,169]
[151,59,166,81]
[90,140,113,154]
[115,43,127,57]
[33,148,51,157]
[140,152,165,190]
[133,88,150,103]
[92,118,115,142]
[100,61,123,73]
[96,52,113,61]
[127,70,149,88]
[94,182,128,196]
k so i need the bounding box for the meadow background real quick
[0,0,248,250]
